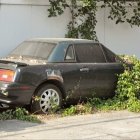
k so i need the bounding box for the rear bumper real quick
[0,82,36,106]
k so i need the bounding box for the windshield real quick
[8,41,56,60]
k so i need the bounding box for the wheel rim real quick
[39,89,60,113]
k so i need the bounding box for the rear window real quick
[74,43,106,63]
[9,41,56,60]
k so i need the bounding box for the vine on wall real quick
[48,0,140,40]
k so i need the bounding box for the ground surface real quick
[0,111,140,139]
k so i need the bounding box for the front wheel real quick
[31,84,62,114]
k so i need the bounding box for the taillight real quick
[0,69,15,82]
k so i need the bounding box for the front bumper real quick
[0,82,36,107]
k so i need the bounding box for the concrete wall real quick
[0,0,71,56]
[0,0,140,57]
[96,7,140,57]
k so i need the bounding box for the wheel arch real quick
[33,79,66,99]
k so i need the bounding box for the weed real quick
[0,108,41,123]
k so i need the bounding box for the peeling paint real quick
[46,69,63,83]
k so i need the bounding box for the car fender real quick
[33,69,66,99]
[45,69,63,83]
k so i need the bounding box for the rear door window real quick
[74,43,106,63]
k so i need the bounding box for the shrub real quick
[0,108,41,123]
[115,55,140,112]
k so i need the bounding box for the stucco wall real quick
[0,0,140,57]
[0,0,71,56]
[96,7,140,58]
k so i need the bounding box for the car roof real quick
[27,38,96,44]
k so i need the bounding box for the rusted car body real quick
[0,38,124,113]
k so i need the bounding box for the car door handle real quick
[80,68,89,72]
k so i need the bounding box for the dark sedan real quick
[0,38,124,113]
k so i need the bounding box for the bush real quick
[0,108,41,123]
[115,55,140,112]
[62,103,93,116]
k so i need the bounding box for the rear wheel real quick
[31,84,62,114]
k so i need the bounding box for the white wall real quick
[96,7,140,57]
[0,0,140,57]
[0,1,71,56]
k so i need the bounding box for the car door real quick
[58,44,82,101]
[74,43,124,100]
[47,43,81,101]
[99,44,124,97]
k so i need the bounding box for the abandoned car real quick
[0,38,124,113]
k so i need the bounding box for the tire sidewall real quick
[31,84,62,114]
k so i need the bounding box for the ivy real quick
[48,0,140,40]
[48,0,98,40]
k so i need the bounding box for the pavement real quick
[0,111,140,139]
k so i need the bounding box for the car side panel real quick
[79,63,124,99]
[15,63,81,100]
[56,63,82,101]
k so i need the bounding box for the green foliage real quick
[0,108,41,123]
[48,0,140,40]
[48,0,98,40]
[62,103,93,116]
[48,0,68,17]
[62,105,77,116]
[0,109,14,120]
[115,55,140,112]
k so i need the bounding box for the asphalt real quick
[0,111,140,139]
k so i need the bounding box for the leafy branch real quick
[48,0,140,40]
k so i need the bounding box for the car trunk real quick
[0,59,29,83]
[0,59,28,70]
